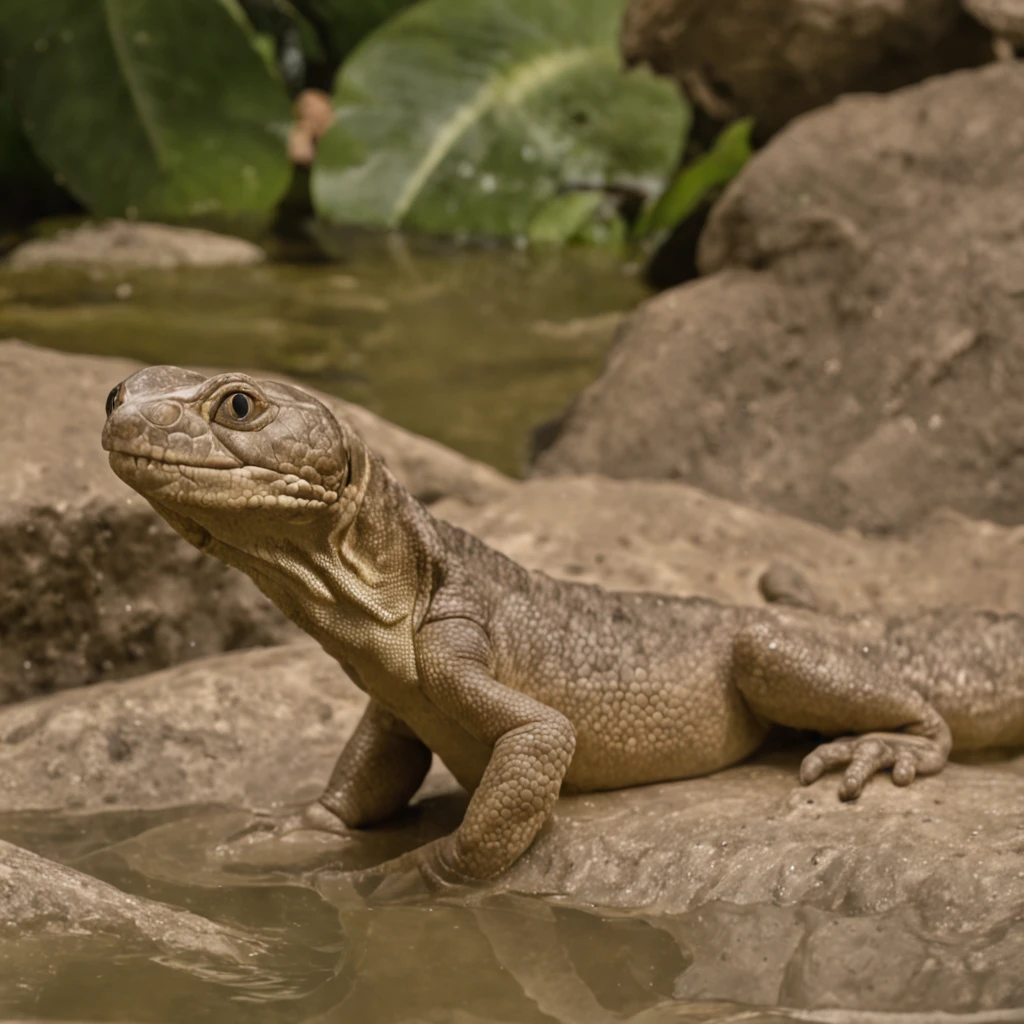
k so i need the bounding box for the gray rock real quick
[5,220,266,270]
[0,644,364,812]
[486,752,1024,1014]
[620,0,991,136]
[534,64,1024,533]
[0,341,509,702]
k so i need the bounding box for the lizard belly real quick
[562,682,768,792]
[508,636,769,792]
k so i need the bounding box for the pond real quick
[0,231,646,477]
[0,801,948,1024]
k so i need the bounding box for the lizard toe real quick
[800,738,855,785]
[838,738,894,800]
[892,751,918,786]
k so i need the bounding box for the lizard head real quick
[101,365,366,552]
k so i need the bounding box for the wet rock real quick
[534,64,1024,533]
[496,751,1024,1012]
[0,839,311,998]
[620,0,991,136]
[5,220,266,270]
[0,340,509,702]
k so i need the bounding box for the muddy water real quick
[0,807,710,1023]
[0,232,645,476]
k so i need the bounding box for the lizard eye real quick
[213,389,268,429]
[105,383,122,417]
[229,392,251,419]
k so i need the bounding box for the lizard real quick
[101,366,1024,884]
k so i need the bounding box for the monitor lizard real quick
[101,366,1024,885]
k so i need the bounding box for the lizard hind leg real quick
[731,620,953,800]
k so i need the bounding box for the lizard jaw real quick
[107,451,340,511]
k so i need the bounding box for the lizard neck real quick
[150,437,440,638]
[323,442,435,628]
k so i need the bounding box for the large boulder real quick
[0,340,510,702]
[621,0,992,136]
[534,64,1024,534]
[438,475,1024,616]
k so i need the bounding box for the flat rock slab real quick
[536,64,1024,534]
[5,220,266,270]
[0,340,509,702]
[438,475,1024,617]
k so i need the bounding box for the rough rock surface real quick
[438,475,1024,617]
[0,644,365,812]
[0,340,509,702]
[966,0,1024,42]
[535,64,1024,534]
[620,0,992,136]
[5,220,266,270]
[496,751,1024,1013]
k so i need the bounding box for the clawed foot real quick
[333,837,481,902]
[213,801,352,868]
[800,731,950,800]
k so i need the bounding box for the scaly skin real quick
[101,367,1024,884]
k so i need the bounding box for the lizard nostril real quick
[143,400,184,428]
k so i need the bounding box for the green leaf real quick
[311,0,688,239]
[527,191,605,246]
[0,0,293,219]
[636,117,754,239]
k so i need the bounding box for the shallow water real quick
[3,806,1023,1024]
[0,807,705,1024]
[0,232,645,476]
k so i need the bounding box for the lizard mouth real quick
[107,451,339,510]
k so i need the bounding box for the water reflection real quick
[0,232,645,475]
[4,807,1020,1023]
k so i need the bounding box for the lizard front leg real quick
[311,698,434,829]
[732,620,952,799]
[409,618,577,881]
[229,699,432,844]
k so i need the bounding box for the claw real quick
[334,837,481,904]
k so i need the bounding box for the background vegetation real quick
[0,0,751,253]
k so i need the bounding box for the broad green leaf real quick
[311,0,688,239]
[1,0,293,219]
[636,117,754,239]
